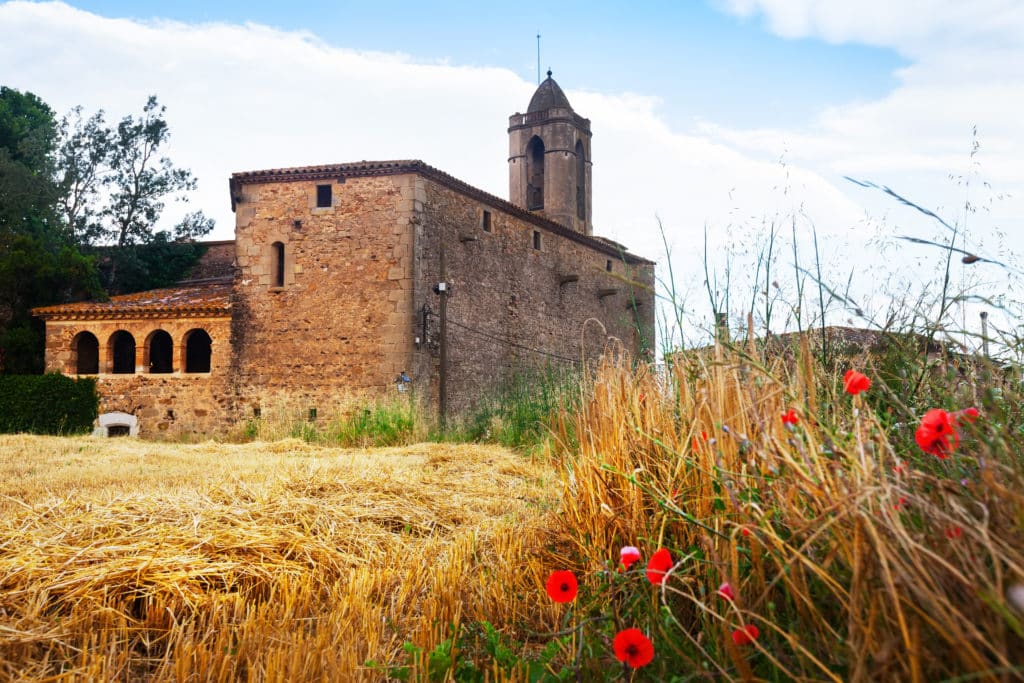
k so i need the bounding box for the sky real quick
[1,0,1022,349]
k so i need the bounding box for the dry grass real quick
[0,436,562,681]
[549,347,1024,681]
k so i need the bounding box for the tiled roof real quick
[32,278,232,321]
[229,160,653,266]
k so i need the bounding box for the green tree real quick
[56,105,109,245]
[103,95,210,248]
[0,87,99,374]
[0,86,58,240]
[57,95,215,292]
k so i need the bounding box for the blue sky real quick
[1,0,1021,345]
[57,0,906,129]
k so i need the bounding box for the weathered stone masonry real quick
[35,281,234,436]
[228,172,416,411]
[34,74,655,436]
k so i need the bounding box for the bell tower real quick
[508,71,592,235]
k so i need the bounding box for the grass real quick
[545,343,1024,680]
[235,368,580,453]
[236,393,427,447]
[2,335,1023,680]
[0,436,563,680]
[438,366,580,450]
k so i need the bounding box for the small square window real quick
[606,259,613,272]
[316,184,332,208]
[533,230,541,250]
[482,210,492,233]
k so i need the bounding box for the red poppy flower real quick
[915,408,960,459]
[646,548,673,585]
[545,570,578,603]
[620,546,641,571]
[946,526,963,540]
[781,408,799,426]
[741,527,751,537]
[844,369,871,395]
[613,628,655,668]
[957,407,980,423]
[731,624,760,645]
[717,581,735,601]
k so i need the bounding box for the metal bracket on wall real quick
[559,274,579,285]
[598,288,618,299]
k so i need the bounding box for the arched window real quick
[184,329,212,373]
[271,241,285,287]
[526,136,545,210]
[575,140,586,221]
[109,331,136,374]
[146,330,173,373]
[72,331,99,374]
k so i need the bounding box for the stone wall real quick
[413,176,655,412]
[43,316,234,437]
[38,164,654,437]
[187,240,236,280]
[229,174,416,420]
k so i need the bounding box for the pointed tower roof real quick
[527,70,573,113]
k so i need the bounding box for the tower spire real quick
[536,34,541,84]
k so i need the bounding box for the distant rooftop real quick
[33,278,232,320]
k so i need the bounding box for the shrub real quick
[0,373,98,434]
[327,399,418,447]
[444,365,580,449]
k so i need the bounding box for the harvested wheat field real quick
[0,436,563,681]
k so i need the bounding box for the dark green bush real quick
[0,373,98,434]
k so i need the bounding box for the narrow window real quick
[272,241,285,287]
[316,184,332,208]
[146,330,173,373]
[482,210,492,233]
[526,136,545,210]
[253,406,261,418]
[308,407,317,421]
[184,329,212,373]
[110,331,136,374]
[606,259,613,272]
[72,331,99,374]
[533,231,541,250]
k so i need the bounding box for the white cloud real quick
[0,3,865,253]
[710,0,1024,260]
[1,1,1020,345]
[718,0,1024,55]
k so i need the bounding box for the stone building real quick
[34,74,655,437]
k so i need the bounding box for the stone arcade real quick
[34,74,656,437]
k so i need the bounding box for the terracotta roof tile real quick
[33,279,232,320]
